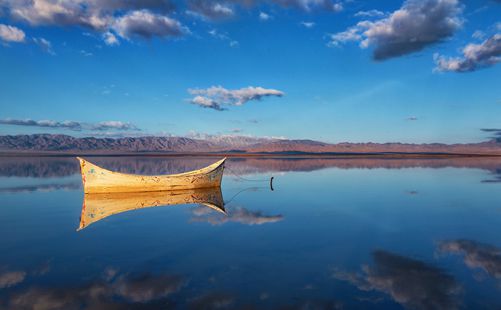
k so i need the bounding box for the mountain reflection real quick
[439,239,501,280]
[332,250,461,309]
[190,206,283,226]
[0,182,81,193]
[79,187,225,230]
[0,157,78,178]
[3,156,501,178]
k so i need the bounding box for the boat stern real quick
[210,157,226,187]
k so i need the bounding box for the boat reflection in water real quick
[78,187,225,230]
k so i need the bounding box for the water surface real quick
[1,156,501,309]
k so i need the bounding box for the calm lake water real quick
[1,156,501,309]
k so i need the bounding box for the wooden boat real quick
[78,187,225,230]
[77,157,226,193]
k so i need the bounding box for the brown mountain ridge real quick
[1,134,501,156]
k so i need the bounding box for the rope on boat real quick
[224,167,271,182]
[223,186,271,208]
[224,166,275,191]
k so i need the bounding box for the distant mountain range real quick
[1,134,501,155]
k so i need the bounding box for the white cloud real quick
[103,31,119,45]
[1,0,186,43]
[208,28,238,48]
[0,118,140,131]
[33,37,55,54]
[328,26,361,47]
[7,0,110,30]
[186,1,234,20]
[472,30,485,40]
[0,118,83,130]
[300,21,315,28]
[80,49,93,56]
[208,28,229,40]
[3,0,174,28]
[185,0,344,20]
[190,95,224,111]
[274,0,342,12]
[329,0,463,60]
[0,23,25,43]
[0,0,350,48]
[259,11,271,21]
[92,121,139,131]
[188,86,285,111]
[113,10,188,40]
[434,33,501,72]
[354,9,385,18]
[212,3,233,16]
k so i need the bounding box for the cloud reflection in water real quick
[439,239,501,280]
[191,206,283,226]
[332,250,461,309]
[1,270,186,310]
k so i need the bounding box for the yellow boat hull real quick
[77,157,226,193]
[79,187,225,230]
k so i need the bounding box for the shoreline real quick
[1,151,501,159]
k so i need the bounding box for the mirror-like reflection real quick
[333,250,461,310]
[190,205,282,226]
[0,182,81,193]
[1,156,501,309]
[0,270,26,289]
[439,240,501,280]
[187,292,236,309]
[79,187,225,230]
[3,156,501,178]
[1,268,186,310]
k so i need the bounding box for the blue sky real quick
[0,0,500,143]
